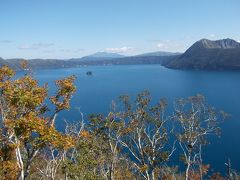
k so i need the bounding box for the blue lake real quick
[29,65,240,173]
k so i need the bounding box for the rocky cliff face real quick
[198,38,240,49]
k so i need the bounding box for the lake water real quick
[29,65,240,173]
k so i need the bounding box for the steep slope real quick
[165,39,240,70]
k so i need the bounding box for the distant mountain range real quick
[0,51,180,71]
[165,38,240,70]
[1,38,240,71]
[70,52,125,62]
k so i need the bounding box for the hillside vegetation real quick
[165,39,240,70]
[1,63,239,180]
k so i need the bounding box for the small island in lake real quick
[86,71,93,76]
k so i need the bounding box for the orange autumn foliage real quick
[0,65,76,179]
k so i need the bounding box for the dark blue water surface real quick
[30,65,240,173]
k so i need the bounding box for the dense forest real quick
[0,63,239,180]
[0,55,178,71]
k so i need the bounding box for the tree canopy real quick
[0,64,237,180]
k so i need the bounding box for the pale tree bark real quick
[174,95,226,180]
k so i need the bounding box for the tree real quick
[64,103,137,180]
[1,64,234,179]
[173,94,228,180]
[0,64,76,180]
[117,91,176,180]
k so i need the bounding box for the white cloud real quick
[209,34,216,38]
[157,43,165,48]
[19,43,54,50]
[19,45,33,50]
[237,40,240,43]
[155,40,187,52]
[43,50,55,54]
[60,48,85,53]
[105,46,133,53]
[157,42,170,50]
[74,48,85,53]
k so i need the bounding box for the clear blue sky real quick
[0,0,240,59]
